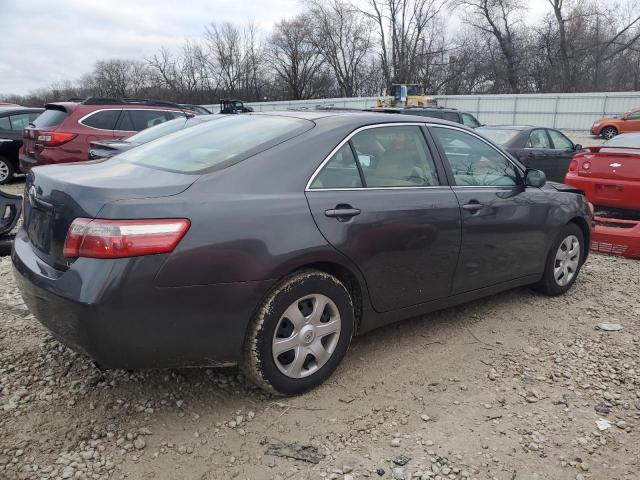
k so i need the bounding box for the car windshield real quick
[125,117,190,144]
[477,128,520,145]
[118,114,313,174]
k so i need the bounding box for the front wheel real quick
[242,270,354,395]
[533,223,584,296]
[601,126,618,140]
[0,157,14,185]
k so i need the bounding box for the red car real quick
[20,98,195,171]
[565,133,640,259]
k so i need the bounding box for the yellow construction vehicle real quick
[377,84,437,108]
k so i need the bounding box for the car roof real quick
[0,106,44,115]
[250,110,469,129]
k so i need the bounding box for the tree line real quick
[3,0,640,107]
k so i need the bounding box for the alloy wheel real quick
[272,294,341,379]
[554,235,580,287]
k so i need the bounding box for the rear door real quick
[546,129,577,182]
[305,123,461,313]
[430,125,553,294]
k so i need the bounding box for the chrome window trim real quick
[78,108,182,132]
[305,122,440,191]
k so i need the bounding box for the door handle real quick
[462,203,484,212]
[325,206,361,219]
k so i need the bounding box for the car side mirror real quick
[525,169,546,188]
[621,116,628,121]
[573,144,582,151]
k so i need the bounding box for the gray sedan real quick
[13,112,592,394]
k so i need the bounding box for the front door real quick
[546,129,578,182]
[430,125,553,294]
[305,124,461,313]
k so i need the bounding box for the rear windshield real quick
[119,115,313,174]
[126,117,190,144]
[32,108,69,128]
[477,128,519,145]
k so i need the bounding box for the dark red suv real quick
[20,98,195,171]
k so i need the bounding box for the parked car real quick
[476,125,582,183]
[590,108,640,140]
[20,98,195,171]
[13,112,592,395]
[565,133,640,259]
[564,133,640,211]
[88,115,217,160]
[180,104,212,115]
[0,106,44,183]
[370,107,482,128]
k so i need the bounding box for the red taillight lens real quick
[63,218,190,259]
[568,159,578,171]
[36,131,77,147]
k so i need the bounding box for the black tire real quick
[601,126,618,140]
[0,156,14,185]
[533,223,585,296]
[242,269,354,395]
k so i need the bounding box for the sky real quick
[0,0,552,96]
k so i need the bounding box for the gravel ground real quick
[1,249,639,480]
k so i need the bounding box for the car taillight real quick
[568,159,578,171]
[36,131,77,147]
[582,161,591,171]
[63,218,190,259]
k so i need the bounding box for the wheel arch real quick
[569,216,591,263]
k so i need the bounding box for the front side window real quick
[461,113,480,128]
[82,110,120,130]
[0,116,10,130]
[526,129,551,149]
[627,111,640,120]
[351,126,440,187]
[548,129,573,150]
[432,127,520,187]
[310,143,362,189]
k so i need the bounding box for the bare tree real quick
[307,0,374,96]
[267,15,327,99]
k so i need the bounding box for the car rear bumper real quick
[591,216,640,259]
[11,229,274,369]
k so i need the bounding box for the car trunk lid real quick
[23,159,197,270]
[576,147,640,181]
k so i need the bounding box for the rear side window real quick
[310,144,363,189]
[81,110,120,130]
[117,110,174,132]
[351,126,440,187]
[125,117,189,144]
[119,115,313,173]
[526,129,551,149]
[32,108,69,128]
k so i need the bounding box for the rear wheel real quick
[242,270,354,395]
[601,126,618,140]
[0,157,14,185]
[533,223,584,296]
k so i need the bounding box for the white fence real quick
[205,91,640,131]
